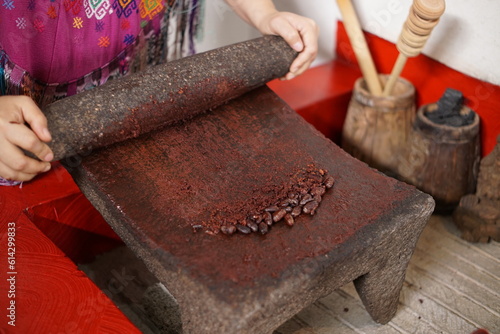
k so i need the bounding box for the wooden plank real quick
[276,299,360,334]
[274,317,316,334]
[413,241,500,302]
[428,216,500,260]
[422,217,500,275]
[397,281,478,333]
[313,290,403,334]
[339,283,444,334]
[405,265,500,332]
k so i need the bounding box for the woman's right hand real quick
[0,95,54,182]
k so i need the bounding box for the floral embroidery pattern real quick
[3,0,15,10]
[95,20,105,32]
[113,0,136,18]
[98,35,110,47]
[123,33,134,45]
[139,0,163,20]
[84,0,111,20]
[64,0,83,15]
[33,17,44,32]
[73,16,83,28]
[47,5,57,18]
[120,18,130,29]
[15,16,26,29]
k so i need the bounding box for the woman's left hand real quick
[255,11,319,80]
[225,0,319,80]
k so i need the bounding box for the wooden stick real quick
[383,0,445,96]
[384,53,408,97]
[337,0,382,96]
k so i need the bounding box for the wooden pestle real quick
[382,0,445,96]
[337,0,382,95]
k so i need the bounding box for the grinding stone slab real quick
[67,86,435,333]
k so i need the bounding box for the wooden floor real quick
[274,215,499,334]
[81,214,499,334]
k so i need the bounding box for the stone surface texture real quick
[43,36,296,161]
[67,86,434,333]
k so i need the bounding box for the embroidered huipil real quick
[0,0,203,185]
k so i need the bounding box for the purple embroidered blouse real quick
[0,0,202,185]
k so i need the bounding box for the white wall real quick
[198,0,500,86]
[196,0,338,67]
[348,0,500,86]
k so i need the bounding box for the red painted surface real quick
[269,21,500,156]
[0,163,139,333]
[268,58,361,145]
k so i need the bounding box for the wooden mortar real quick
[342,74,416,175]
[397,103,481,211]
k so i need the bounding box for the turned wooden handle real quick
[337,0,382,96]
[383,0,445,96]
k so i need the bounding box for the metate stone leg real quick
[353,207,429,324]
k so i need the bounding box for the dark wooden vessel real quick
[398,103,481,211]
[342,75,416,175]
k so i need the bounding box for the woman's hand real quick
[255,11,319,80]
[226,0,319,80]
[0,96,53,182]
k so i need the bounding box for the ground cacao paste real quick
[191,164,335,236]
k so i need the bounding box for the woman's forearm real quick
[224,0,278,33]
[225,0,319,80]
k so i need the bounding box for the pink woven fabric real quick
[0,0,201,83]
[0,0,202,185]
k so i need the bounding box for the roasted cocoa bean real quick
[303,200,319,215]
[259,222,269,235]
[221,225,236,235]
[291,206,302,217]
[264,212,273,226]
[284,214,294,226]
[279,199,290,207]
[313,194,322,203]
[288,198,299,207]
[324,175,335,189]
[273,208,287,222]
[311,186,326,196]
[250,213,262,221]
[298,188,309,196]
[249,214,263,224]
[285,206,293,213]
[300,193,313,205]
[265,205,279,212]
[247,221,259,233]
[192,225,203,233]
[288,192,298,199]
[236,224,252,234]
